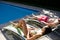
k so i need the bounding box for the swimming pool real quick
[0,2,38,24]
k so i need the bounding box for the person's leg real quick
[18,20,28,37]
[10,20,28,37]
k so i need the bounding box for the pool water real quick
[0,2,38,24]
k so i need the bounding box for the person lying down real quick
[10,14,60,40]
[27,15,60,28]
[12,20,51,40]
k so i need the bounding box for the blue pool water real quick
[0,2,38,24]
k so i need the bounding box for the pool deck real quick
[0,1,60,40]
[0,30,7,40]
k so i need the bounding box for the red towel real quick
[38,16,49,22]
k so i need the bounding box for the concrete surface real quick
[0,30,7,40]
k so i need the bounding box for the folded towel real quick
[3,24,24,36]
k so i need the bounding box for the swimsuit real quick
[37,16,49,22]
